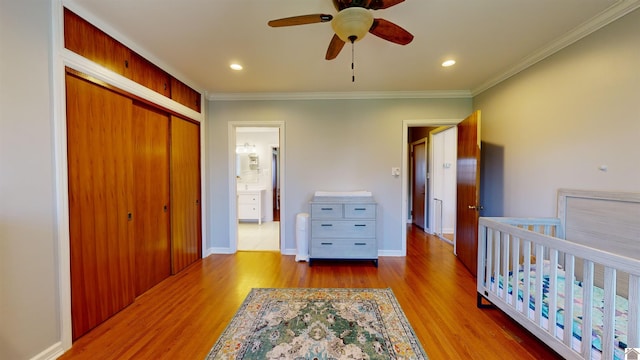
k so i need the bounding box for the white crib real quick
[477,189,640,360]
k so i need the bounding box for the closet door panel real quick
[66,73,135,340]
[170,117,202,273]
[132,102,171,296]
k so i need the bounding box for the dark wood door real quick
[132,102,171,295]
[66,72,135,340]
[455,111,482,276]
[412,141,427,229]
[170,116,202,274]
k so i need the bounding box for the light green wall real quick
[206,98,472,252]
[474,8,640,217]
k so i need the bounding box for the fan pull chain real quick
[350,36,356,83]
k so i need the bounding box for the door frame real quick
[401,119,460,256]
[228,121,286,253]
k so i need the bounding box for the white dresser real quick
[237,189,264,224]
[309,195,377,266]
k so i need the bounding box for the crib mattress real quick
[490,265,628,359]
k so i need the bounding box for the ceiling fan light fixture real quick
[230,63,243,71]
[331,7,374,43]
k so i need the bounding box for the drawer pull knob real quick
[354,224,366,227]
[321,207,333,211]
[321,224,333,227]
[354,242,366,246]
[354,208,366,211]
[321,242,333,245]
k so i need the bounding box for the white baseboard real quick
[281,248,296,256]
[30,342,65,360]
[378,250,404,257]
[204,247,235,255]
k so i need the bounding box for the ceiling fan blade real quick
[325,34,346,60]
[369,18,414,45]
[334,0,351,11]
[368,0,405,10]
[268,14,333,27]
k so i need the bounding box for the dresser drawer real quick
[238,193,259,204]
[311,204,343,219]
[311,220,375,238]
[238,204,259,218]
[344,204,375,219]
[310,239,377,259]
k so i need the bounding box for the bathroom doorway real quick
[234,126,281,251]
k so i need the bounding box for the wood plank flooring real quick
[59,225,561,359]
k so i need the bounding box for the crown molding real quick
[207,90,472,101]
[471,0,640,96]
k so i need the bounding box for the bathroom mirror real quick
[236,153,259,181]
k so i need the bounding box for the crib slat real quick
[502,232,510,303]
[581,260,594,359]
[563,254,575,347]
[487,229,494,292]
[523,240,532,319]
[548,249,558,338]
[602,267,616,360]
[534,244,544,327]
[511,236,520,310]
[629,274,640,348]
[494,230,501,296]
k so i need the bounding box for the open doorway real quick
[408,127,457,242]
[233,125,282,252]
[401,119,459,256]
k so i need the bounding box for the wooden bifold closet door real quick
[66,73,136,340]
[132,103,171,296]
[66,72,201,340]
[170,116,202,274]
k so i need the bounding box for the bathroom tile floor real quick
[237,221,280,251]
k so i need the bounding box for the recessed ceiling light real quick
[442,59,456,67]
[230,63,243,71]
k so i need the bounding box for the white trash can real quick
[295,213,309,262]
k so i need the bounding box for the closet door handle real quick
[163,205,168,212]
[321,224,333,227]
[127,212,133,221]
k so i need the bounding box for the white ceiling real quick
[64,0,638,99]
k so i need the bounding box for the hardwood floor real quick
[59,225,561,359]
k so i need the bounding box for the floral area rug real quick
[205,288,428,359]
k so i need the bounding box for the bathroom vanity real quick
[237,188,265,224]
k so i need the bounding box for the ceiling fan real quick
[268,0,414,61]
